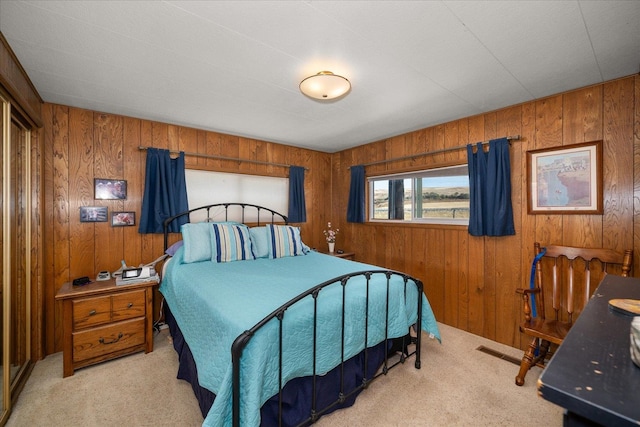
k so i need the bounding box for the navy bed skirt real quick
[164,303,392,426]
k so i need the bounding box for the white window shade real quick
[185,169,288,223]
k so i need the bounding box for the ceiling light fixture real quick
[299,71,351,100]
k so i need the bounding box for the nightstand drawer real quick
[56,278,157,377]
[72,295,111,329]
[72,318,146,362]
[112,290,145,321]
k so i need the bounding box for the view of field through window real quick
[370,166,470,222]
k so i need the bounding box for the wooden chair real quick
[515,242,633,386]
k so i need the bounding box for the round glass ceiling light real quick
[299,71,351,100]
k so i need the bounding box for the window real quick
[368,164,469,225]
[185,169,288,222]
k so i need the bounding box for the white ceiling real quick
[1,1,639,153]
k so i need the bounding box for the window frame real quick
[367,163,470,226]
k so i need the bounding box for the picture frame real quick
[527,141,603,214]
[111,211,136,227]
[80,206,108,222]
[94,178,127,200]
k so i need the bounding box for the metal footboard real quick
[231,270,423,427]
[162,203,424,426]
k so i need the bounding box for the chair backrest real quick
[533,242,633,324]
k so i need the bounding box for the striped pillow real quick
[210,223,255,263]
[266,224,306,259]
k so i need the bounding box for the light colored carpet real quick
[6,323,562,426]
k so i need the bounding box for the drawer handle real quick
[99,333,123,345]
[89,310,97,316]
[127,303,133,308]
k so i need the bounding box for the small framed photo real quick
[95,178,127,200]
[80,206,108,222]
[527,141,602,214]
[111,211,136,227]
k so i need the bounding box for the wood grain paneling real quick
[495,105,522,346]
[603,78,634,253]
[332,76,638,350]
[42,104,332,353]
[68,109,94,278]
[94,113,125,279]
[51,105,70,352]
[516,101,536,349]
[123,117,145,267]
[562,87,603,247]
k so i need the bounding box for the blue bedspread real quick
[160,248,440,427]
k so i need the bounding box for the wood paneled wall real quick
[41,105,332,354]
[331,75,639,349]
[41,75,639,355]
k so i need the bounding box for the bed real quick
[159,203,441,427]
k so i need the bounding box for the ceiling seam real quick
[441,1,536,101]
[577,1,604,82]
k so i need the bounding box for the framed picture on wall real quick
[111,211,136,227]
[527,141,602,214]
[80,206,108,222]
[95,178,127,200]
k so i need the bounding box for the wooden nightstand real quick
[55,277,157,377]
[326,251,355,261]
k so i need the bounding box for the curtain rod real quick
[137,146,307,170]
[359,135,521,168]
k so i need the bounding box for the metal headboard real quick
[162,202,288,251]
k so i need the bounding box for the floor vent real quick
[476,345,521,366]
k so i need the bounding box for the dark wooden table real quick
[538,274,640,426]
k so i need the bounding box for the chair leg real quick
[537,340,551,366]
[515,337,538,386]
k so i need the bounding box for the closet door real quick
[0,92,33,424]
[8,113,30,389]
[0,91,5,422]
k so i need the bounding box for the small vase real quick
[328,242,335,253]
